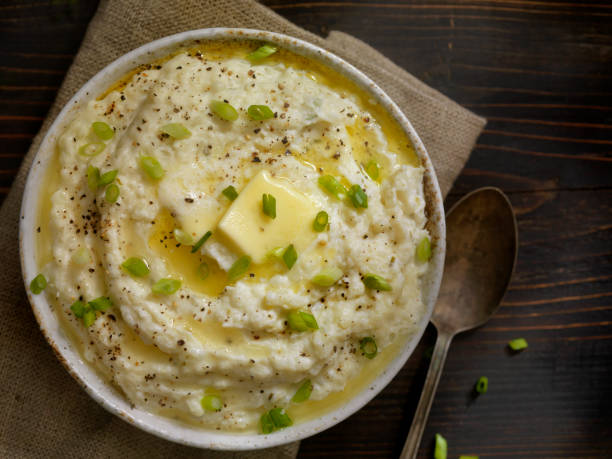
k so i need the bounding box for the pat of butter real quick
[218,171,319,263]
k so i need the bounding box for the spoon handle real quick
[399,331,453,459]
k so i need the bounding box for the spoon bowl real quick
[433,187,518,335]
[400,187,518,459]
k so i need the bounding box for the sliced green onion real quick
[191,231,212,253]
[71,247,91,265]
[139,156,164,180]
[434,433,448,459]
[152,278,181,295]
[318,175,347,200]
[268,407,293,428]
[196,262,210,280]
[359,337,378,359]
[105,183,119,203]
[29,274,47,294]
[121,257,150,277]
[247,104,274,121]
[416,236,432,262]
[362,273,392,291]
[98,169,118,186]
[365,160,380,181]
[292,379,313,403]
[78,142,105,157]
[227,255,251,282]
[222,185,238,201]
[70,300,86,318]
[201,394,222,412]
[300,311,318,330]
[88,296,112,312]
[262,193,276,219]
[247,44,278,62]
[311,267,343,287]
[82,309,96,328]
[475,376,488,394]
[283,244,297,269]
[92,121,114,141]
[173,228,194,245]
[287,310,318,332]
[87,165,100,191]
[161,122,191,140]
[313,211,328,232]
[260,412,275,434]
[347,184,368,208]
[211,100,238,121]
[508,337,528,351]
[459,456,479,459]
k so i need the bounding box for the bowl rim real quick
[19,27,445,450]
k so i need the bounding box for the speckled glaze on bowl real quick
[19,28,445,450]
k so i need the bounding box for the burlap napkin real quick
[0,0,485,457]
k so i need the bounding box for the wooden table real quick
[2,1,611,457]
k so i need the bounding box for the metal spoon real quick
[400,187,518,459]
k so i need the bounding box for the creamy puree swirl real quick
[35,41,430,432]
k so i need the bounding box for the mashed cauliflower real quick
[36,41,430,432]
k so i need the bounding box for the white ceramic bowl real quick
[19,28,445,450]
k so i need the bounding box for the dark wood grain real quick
[1,1,611,458]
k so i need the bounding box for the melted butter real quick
[177,318,270,359]
[288,333,409,422]
[148,209,288,297]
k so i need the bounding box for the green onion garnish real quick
[92,121,114,141]
[29,274,47,294]
[191,231,212,253]
[283,244,297,269]
[98,169,118,186]
[359,337,378,359]
[227,255,251,282]
[260,412,275,434]
[139,156,164,180]
[70,300,86,318]
[262,193,277,218]
[173,228,193,245]
[88,296,112,312]
[82,309,96,328]
[508,337,528,351]
[312,267,343,287]
[459,456,479,459]
[287,310,318,332]
[161,122,191,140]
[222,185,238,201]
[247,44,278,62]
[362,273,392,291]
[201,394,222,412]
[267,246,285,259]
[268,407,293,428]
[416,236,432,262]
[87,165,100,191]
[313,210,328,232]
[105,183,119,203]
[196,262,210,280]
[318,175,347,200]
[434,433,448,459]
[292,379,313,403]
[365,160,380,181]
[121,257,150,277]
[78,142,105,157]
[152,278,181,295]
[347,184,368,208]
[475,376,488,394]
[211,100,238,121]
[247,104,274,121]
